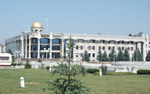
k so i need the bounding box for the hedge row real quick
[137,69,150,74]
[87,69,99,73]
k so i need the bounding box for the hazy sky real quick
[0,0,150,44]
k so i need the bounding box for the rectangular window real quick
[93,53,95,57]
[89,53,91,57]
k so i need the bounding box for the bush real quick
[99,65,107,75]
[25,58,31,69]
[11,63,17,66]
[94,72,136,75]
[18,63,23,66]
[46,66,50,70]
[87,69,99,73]
[137,69,150,74]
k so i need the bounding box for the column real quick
[37,39,40,58]
[25,36,27,58]
[28,38,31,58]
[21,36,24,58]
[50,32,52,58]
[61,36,64,57]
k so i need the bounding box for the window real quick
[122,41,124,44]
[103,46,105,50]
[40,38,50,43]
[131,41,133,44]
[40,45,49,50]
[92,46,95,50]
[31,38,38,43]
[122,47,124,50]
[52,39,61,44]
[108,41,111,44]
[98,40,101,43]
[112,41,115,44]
[99,46,101,50]
[76,39,79,43]
[80,46,83,50]
[80,53,83,57]
[93,53,95,57]
[88,46,91,50]
[127,42,130,44]
[89,53,91,57]
[131,47,133,51]
[76,46,79,50]
[79,39,83,43]
[118,41,120,44]
[113,46,115,50]
[52,45,60,50]
[102,40,105,43]
[92,40,95,43]
[118,47,120,50]
[88,40,91,43]
[108,46,111,50]
[127,47,130,50]
[76,53,78,57]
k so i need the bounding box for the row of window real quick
[30,45,60,51]
[75,39,136,44]
[30,38,61,44]
[76,53,95,57]
[76,45,134,51]
[30,52,60,58]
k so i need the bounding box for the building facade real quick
[5,22,149,61]
[0,44,5,53]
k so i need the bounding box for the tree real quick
[82,50,90,62]
[24,58,31,68]
[109,48,115,61]
[124,48,130,61]
[117,49,125,61]
[133,49,143,61]
[7,49,15,64]
[102,51,108,61]
[42,36,90,94]
[146,51,150,61]
[97,49,103,61]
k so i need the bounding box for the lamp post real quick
[15,51,20,65]
[113,53,115,62]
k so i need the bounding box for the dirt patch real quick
[25,82,39,84]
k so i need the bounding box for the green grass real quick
[0,69,150,94]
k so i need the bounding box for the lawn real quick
[0,69,150,94]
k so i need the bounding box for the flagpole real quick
[28,19,30,31]
[46,18,48,32]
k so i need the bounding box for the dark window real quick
[80,46,83,50]
[113,46,115,49]
[52,39,61,44]
[31,38,38,43]
[76,46,79,50]
[102,40,105,43]
[40,38,50,43]
[118,41,120,44]
[99,46,101,49]
[103,46,105,50]
[79,39,83,43]
[52,45,60,50]
[31,52,38,58]
[93,46,95,50]
[122,41,124,44]
[131,41,133,44]
[108,41,111,44]
[92,40,95,43]
[93,53,95,57]
[88,46,91,50]
[88,40,91,43]
[127,42,130,44]
[131,47,133,51]
[122,47,124,50]
[52,53,60,58]
[31,45,38,51]
[108,46,111,50]
[40,45,50,50]
[118,47,120,50]
[128,47,130,50]
[89,53,91,57]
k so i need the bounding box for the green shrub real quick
[94,72,99,75]
[87,69,99,73]
[18,63,23,66]
[25,58,31,69]
[106,72,136,75]
[46,66,50,70]
[11,63,17,66]
[99,65,107,75]
[137,69,150,74]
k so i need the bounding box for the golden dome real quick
[31,22,43,28]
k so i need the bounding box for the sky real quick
[0,0,150,45]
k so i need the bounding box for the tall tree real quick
[146,51,150,61]
[102,51,108,61]
[117,49,125,61]
[109,48,116,61]
[82,50,90,62]
[97,49,103,61]
[124,48,130,61]
[42,36,90,93]
[134,49,143,61]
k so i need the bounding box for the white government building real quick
[5,22,149,61]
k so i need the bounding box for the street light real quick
[15,51,20,65]
[113,53,115,62]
